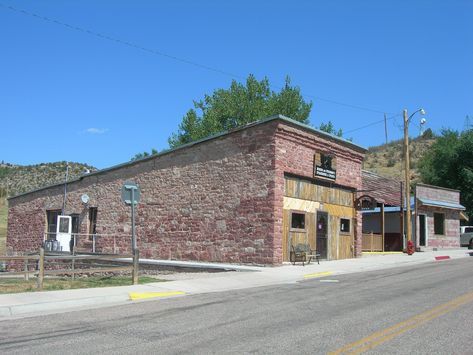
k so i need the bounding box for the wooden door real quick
[316,211,328,259]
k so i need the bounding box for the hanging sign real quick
[355,195,377,211]
[314,153,337,180]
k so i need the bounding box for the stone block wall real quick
[8,121,279,264]
[7,117,367,264]
[415,184,461,248]
[7,198,50,253]
[416,184,460,204]
[417,208,460,248]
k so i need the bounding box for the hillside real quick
[363,135,436,183]
[0,161,97,197]
[0,161,97,254]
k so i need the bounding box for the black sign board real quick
[314,165,337,180]
[355,195,377,211]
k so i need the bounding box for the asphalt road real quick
[1,258,473,354]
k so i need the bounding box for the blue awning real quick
[417,198,465,210]
[362,206,401,214]
[361,196,465,214]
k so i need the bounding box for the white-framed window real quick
[291,212,305,230]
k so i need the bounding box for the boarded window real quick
[291,213,305,229]
[321,154,333,170]
[340,218,351,233]
[71,214,80,234]
[89,207,98,235]
[434,213,444,235]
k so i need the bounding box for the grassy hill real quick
[0,162,96,254]
[363,135,436,183]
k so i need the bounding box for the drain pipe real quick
[62,163,69,215]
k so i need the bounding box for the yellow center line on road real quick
[129,291,185,301]
[304,271,333,279]
[328,291,473,355]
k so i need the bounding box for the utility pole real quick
[384,113,388,145]
[403,110,411,246]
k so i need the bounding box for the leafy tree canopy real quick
[131,148,158,161]
[319,121,343,138]
[168,74,313,148]
[421,128,435,139]
[419,129,473,221]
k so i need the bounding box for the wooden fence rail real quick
[362,233,383,252]
[0,248,140,290]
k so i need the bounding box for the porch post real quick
[381,203,385,252]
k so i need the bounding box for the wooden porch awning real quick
[460,211,469,221]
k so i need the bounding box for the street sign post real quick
[121,182,141,251]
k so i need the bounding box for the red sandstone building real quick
[7,115,367,264]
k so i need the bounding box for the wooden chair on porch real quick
[289,234,320,266]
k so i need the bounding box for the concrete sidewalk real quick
[1,249,472,319]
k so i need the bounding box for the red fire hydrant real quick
[407,240,415,255]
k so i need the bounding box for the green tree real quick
[421,128,435,139]
[168,74,312,148]
[419,129,473,220]
[130,148,158,161]
[319,121,343,137]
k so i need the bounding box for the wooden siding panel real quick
[329,216,338,260]
[285,178,298,198]
[290,231,308,245]
[282,209,291,261]
[306,212,316,250]
[338,234,353,259]
[362,233,383,252]
[299,181,312,200]
[283,197,319,212]
[283,176,355,261]
[324,203,354,218]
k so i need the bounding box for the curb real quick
[129,291,185,301]
[434,256,451,261]
[0,294,128,318]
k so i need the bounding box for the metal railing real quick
[43,232,133,254]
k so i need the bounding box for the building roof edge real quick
[9,114,366,200]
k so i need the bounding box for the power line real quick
[345,113,402,134]
[0,3,245,81]
[1,2,395,117]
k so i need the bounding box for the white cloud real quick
[85,128,109,134]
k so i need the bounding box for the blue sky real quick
[1,0,472,169]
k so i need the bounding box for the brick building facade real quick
[415,184,465,249]
[7,115,366,264]
[361,173,465,251]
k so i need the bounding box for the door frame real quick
[419,214,428,247]
[316,210,329,259]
